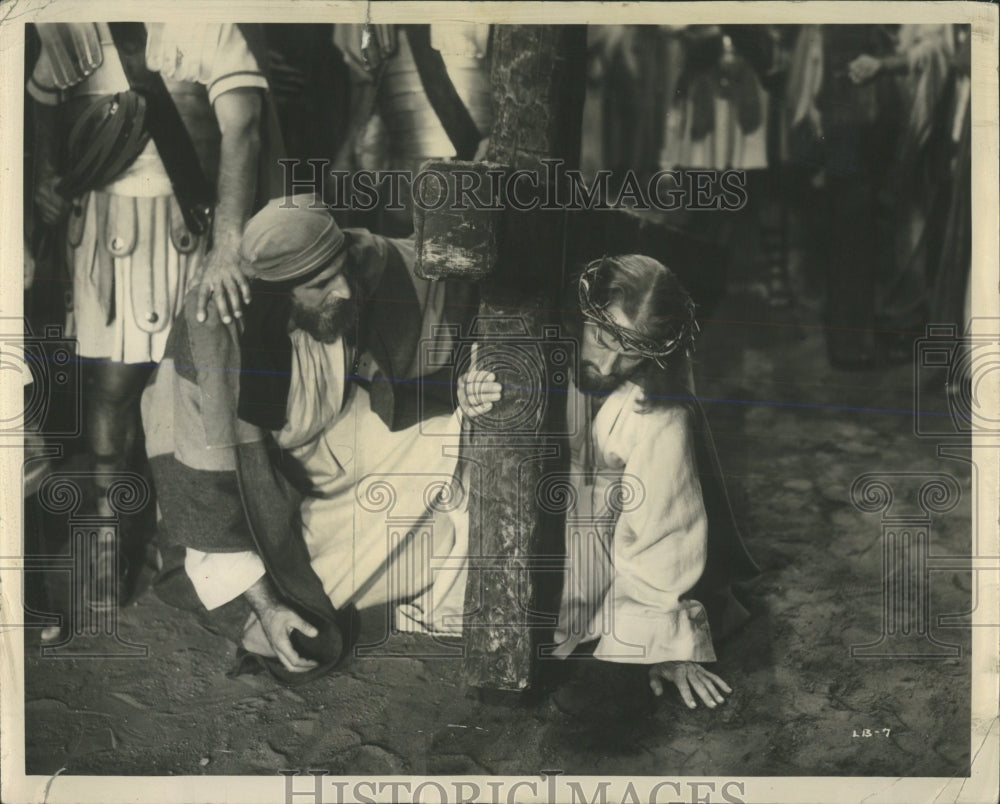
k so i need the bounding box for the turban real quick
[237,195,349,432]
[239,195,346,283]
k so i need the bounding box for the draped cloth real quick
[930,51,971,332]
[660,27,770,171]
[141,231,474,677]
[550,381,759,664]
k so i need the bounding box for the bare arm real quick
[848,51,908,84]
[195,87,262,324]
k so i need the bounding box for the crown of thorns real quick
[577,257,699,369]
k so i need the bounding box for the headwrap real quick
[577,256,700,369]
[237,196,348,432]
[239,195,347,283]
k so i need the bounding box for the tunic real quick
[142,230,473,647]
[661,28,769,171]
[29,23,270,364]
[552,381,716,664]
[334,22,492,169]
[183,330,468,634]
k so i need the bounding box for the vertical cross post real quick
[462,25,587,691]
[415,25,588,690]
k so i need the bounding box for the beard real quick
[291,296,359,345]
[578,361,631,393]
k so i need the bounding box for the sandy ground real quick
[21,284,973,781]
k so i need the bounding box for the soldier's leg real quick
[85,359,154,609]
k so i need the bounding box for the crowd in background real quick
[586,24,971,369]
[25,23,973,369]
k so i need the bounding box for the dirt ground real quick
[18,276,975,783]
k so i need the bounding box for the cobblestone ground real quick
[22,285,973,780]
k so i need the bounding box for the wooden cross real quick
[414,25,726,692]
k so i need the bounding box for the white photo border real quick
[1,3,997,803]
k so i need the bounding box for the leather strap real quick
[108,22,215,236]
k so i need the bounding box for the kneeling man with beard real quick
[142,196,473,681]
[459,255,758,708]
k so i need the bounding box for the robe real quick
[551,381,758,663]
[141,230,474,672]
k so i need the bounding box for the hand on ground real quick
[649,661,732,709]
[254,604,319,673]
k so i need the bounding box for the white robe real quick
[551,381,716,664]
[185,364,713,658]
[184,330,468,635]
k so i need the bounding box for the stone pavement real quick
[22,286,973,779]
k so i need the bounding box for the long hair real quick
[566,254,698,413]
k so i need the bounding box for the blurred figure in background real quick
[591,25,669,191]
[264,24,351,187]
[660,25,778,302]
[791,25,900,369]
[786,24,957,369]
[929,25,972,346]
[661,25,770,174]
[331,23,492,235]
[848,24,957,359]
